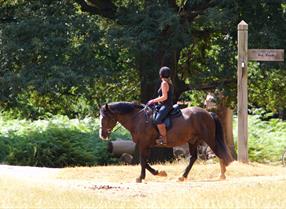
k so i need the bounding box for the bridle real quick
[99,109,120,136]
[100,104,153,137]
[142,105,153,123]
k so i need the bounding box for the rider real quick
[147,66,174,145]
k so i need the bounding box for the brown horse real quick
[99,102,233,183]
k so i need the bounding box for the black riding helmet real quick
[159,66,171,78]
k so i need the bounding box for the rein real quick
[101,104,153,138]
[109,123,122,134]
[132,105,152,123]
[99,122,121,137]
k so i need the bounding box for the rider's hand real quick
[147,99,155,106]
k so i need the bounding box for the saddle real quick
[152,104,182,130]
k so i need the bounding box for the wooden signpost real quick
[237,20,284,163]
[248,49,284,62]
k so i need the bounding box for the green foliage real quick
[179,90,206,107]
[0,115,121,167]
[0,0,139,118]
[249,63,286,113]
[233,114,286,163]
[1,0,286,119]
[114,1,192,55]
[1,112,286,166]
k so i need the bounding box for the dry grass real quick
[1,161,286,209]
[59,160,286,182]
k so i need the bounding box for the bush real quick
[0,115,120,167]
[2,113,285,167]
[233,115,286,163]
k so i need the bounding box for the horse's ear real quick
[105,104,109,111]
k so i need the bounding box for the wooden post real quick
[237,21,248,163]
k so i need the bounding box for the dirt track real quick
[1,164,286,199]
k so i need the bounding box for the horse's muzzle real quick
[99,128,109,140]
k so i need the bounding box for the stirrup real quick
[156,137,167,145]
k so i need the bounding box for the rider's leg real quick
[154,105,170,145]
[156,123,167,145]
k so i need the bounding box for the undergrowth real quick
[0,113,285,167]
[233,115,286,163]
[0,115,130,167]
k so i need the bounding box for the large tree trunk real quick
[136,53,161,103]
[218,107,237,159]
[216,99,237,160]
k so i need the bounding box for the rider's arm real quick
[152,81,169,103]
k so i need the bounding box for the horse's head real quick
[99,104,117,140]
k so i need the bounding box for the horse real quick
[99,101,233,183]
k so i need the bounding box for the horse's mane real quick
[102,102,145,115]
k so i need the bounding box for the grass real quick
[0,176,116,209]
[1,161,286,209]
[59,160,286,182]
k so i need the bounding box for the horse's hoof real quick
[157,170,167,177]
[136,178,142,183]
[219,174,226,180]
[177,176,187,182]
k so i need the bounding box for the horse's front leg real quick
[146,163,167,177]
[144,148,165,176]
[136,148,167,183]
[136,147,150,183]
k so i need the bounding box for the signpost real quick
[237,20,284,163]
[248,49,284,62]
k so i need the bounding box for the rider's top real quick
[158,81,174,108]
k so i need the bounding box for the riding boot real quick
[156,124,167,145]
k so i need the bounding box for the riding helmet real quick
[159,66,171,78]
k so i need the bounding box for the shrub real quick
[233,115,286,163]
[0,116,119,167]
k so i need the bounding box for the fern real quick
[234,115,286,163]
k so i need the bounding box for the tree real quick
[0,0,139,117]
[76,0,285,105]
[0,0,285,118]
[75,0,285,159]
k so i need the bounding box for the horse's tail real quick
[210,112,233,166]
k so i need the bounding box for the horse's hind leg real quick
[178,143,198,182]
[219,159,226,180]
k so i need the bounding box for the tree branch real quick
[189,79,235,91]
[180,0,218,22]
[75,0,117,19]
[168,0,179,10]
[0,17,17,23]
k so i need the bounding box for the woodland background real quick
[0,0,285,167]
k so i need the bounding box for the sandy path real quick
[1,164,286,199]
[0,164,60,179]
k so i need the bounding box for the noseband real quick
[100,108,121,136]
